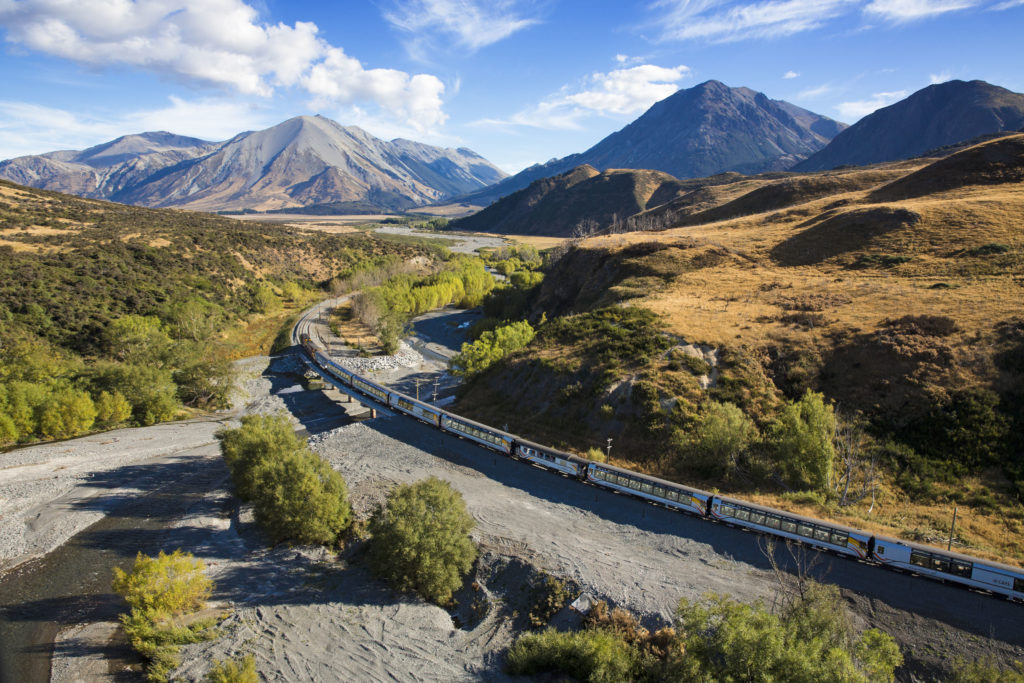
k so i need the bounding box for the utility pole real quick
[432,378,440,403]
[948,505,958,551]
[606,438,613,460]
[413,378,422,400]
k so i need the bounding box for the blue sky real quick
[1,0,1022,173]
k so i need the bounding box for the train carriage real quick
[390,392,443,427]
[586,462,711,517]
[439,413,513,454]
[513,438,587,478]
[871,536,1024,600]
[710,496,869,559]
[351,375,390,404]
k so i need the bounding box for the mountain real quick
[457,80,845,207]
[453,165,689,236]
[793,80,1024,172]
[0,116,507,212]
[0,132,217,199]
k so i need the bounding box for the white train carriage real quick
[350,375,390,404]
[871,536,1024,600]
[390,392,443,427]
[513,438,586,477]
[710,496,870,559]
[586,462,711,517]
[440,413,513,454]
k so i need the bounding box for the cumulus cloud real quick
[864,0,978,21]
[383,0,539,51]
[835,90,907,120]
[650,0,858,43]
[0,0,448,132]
[0,96,271,159]
[784,70,800,78]
[478,63,691,130]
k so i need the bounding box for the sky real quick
[1,0,1022,173]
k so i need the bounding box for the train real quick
[300,333,1024,602]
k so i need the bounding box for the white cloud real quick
[650,0,858,43]
[383,0,538,51]
[0,0,448,133]
[929,71,953,83]
[784,70,800,78]
[478,63,691,130]
[864,0,978,21]
[798,83,833,98]
[990,0,1024,9]
[0,97,272,159]
[835,90,907,120]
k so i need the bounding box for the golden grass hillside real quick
[459,135,1024,566]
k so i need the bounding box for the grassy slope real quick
[455,135,1024,565]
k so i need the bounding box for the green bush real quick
[89,362,179,425]
[94,390,133,427]
[528,574,577,627]
[682,400,758,479]
[206,654,258,683]
[112,549,218,682]
[37,385,97,439]
[450,320,535,376]
[951,656,1024,682]
[505,628,638,682]
[367,476,477,605]
[217,414,351,545]
[769,390,835,491]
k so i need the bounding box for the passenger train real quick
[300,333,1024,602]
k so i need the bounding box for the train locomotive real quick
[300,333,1024,602]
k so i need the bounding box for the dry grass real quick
[504,234,569,250]
[328,302,381,352]
[566,136,1024,564]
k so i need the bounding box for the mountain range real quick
[457,80,847,207]
[0,116,506,212]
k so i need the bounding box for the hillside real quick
[0,179,433,446]
[456,134,1024,565]
[0,116,506,213]
[453,165,688,236]
[457,80,844,207]
[794,80,1024,172]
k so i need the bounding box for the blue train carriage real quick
[439,413,513,454]
[585,462,711,517]
[513,438,588,478]
[710,496,870,559]
[871,536,1024,600]
[351,374,390,405]
[390,392,443,427]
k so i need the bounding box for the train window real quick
[721,504,736,517]
[813,528,830,543]
[765,516,781,530]
[665,490,678,502]
[780,519,797,534]
[798,524,815,538]
[910,551,930,569]
[831,532,848,546]
[641,482,654,494]
[951,561,972,578]
[735,509,750,522]
[1015,578,1024,593]
[749,512,765,525]
[653,486,665,498]
[930,557,951,573]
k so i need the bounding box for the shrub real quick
[367,477,477,605]
[528,574,577,627]
[505,628,637,682]
[450,320,535,376]
[951,656,1024,682]
[112,550,218,682]
[682,401,758,479]
[36,385,97,439]
[217,414,351,545]
[94,390,133,427]
[206,654,258,683]
[770,390,835,491]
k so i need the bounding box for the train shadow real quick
[359,415,1024,647]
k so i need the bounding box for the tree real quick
[217,414,352,545]
[90,363,179,426]
[367,476,477,604]
[104,314,173,366]
[94,389,134,428]
[683,401,758,479]
[449,320,535,377]
[771,390,836,491]
[37,385,97,439]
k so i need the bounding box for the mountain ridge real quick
[0,116,507,212]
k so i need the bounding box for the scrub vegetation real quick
[0,180,429,447]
